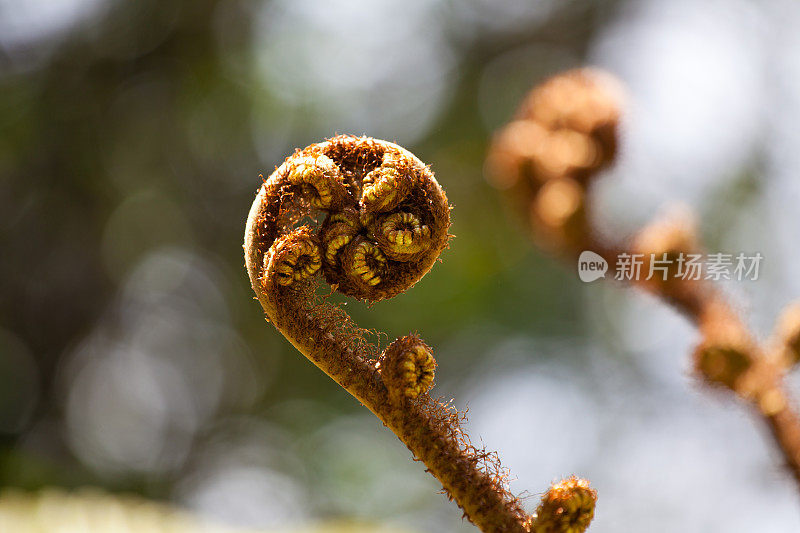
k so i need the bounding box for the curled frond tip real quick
[245,135,451,305]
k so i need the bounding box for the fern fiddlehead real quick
[244,135,596,532]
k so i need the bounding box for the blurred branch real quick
[487,68,800,493]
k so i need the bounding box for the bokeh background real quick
[3,0,800,531]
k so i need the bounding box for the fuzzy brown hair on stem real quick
[244,134,596,532]
[487,69,800,494]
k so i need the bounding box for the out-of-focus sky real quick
[2,0,800,531]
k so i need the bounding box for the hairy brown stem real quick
[488,68,800,493]
[244,135,596,532]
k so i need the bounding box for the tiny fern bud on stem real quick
[378,335,436,403]
[244,135,590,532]
[531,477,597,533]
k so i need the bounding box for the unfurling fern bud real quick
[487,69,623,254]
[531,477,597,533]
[487,69,622,190]
[250,135,450,302]
[378,335,436,403]
[246,136,558,532]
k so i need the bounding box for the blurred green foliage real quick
[0,0,621,530]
